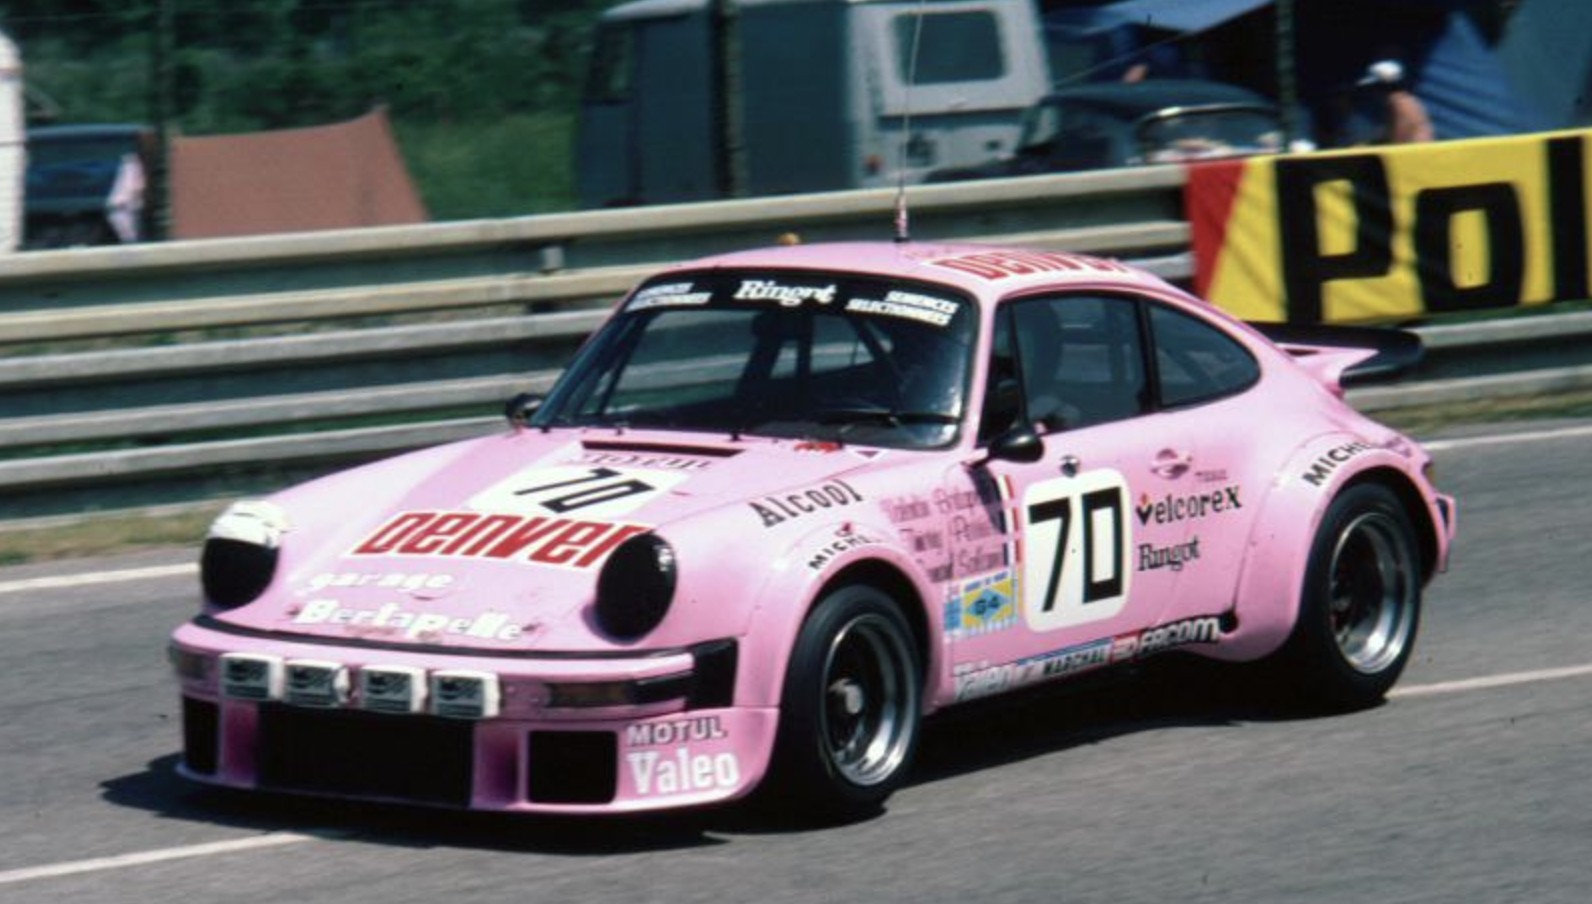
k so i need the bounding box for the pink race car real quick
[170,241,1454,818]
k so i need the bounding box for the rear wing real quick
[1248,323,1424,389]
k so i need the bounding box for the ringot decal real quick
[732,279,837,306]
[1137,537,1202,573]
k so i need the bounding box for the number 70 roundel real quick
[1020,470,1132,631]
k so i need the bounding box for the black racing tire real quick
[763,584,922,820]
[1273,482,1423,711]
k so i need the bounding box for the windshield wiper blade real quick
[814,406,958,428]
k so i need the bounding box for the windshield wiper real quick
[815,406,959,429]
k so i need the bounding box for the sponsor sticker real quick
[1302,441,1375,487]
[350,511,647,569]
[469,464,686,519]
[1137,537,1202,573]
[626,747,742,797]
[733,279,837,307]
[805,524,882,572]
[1112,615,1223,662]
[953,638,1114,702]
[624,716,728,748]
[944,570,1018,637]
[927,250,1132,281]
[844,289,959,327]
[1134,486,1242,526]
[750,479,864,528]
[627,282,714,312]
[292,598,525,641]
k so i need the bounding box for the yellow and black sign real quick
[1186,130,1592,323]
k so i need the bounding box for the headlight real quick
[594,533,677,639]
[201,500,289,608]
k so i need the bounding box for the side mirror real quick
[986,423,1044,464]
[504,393,544,431]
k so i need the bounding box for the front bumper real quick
[170,620,773,814]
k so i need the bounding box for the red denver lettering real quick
[574,523,650,568]
[348,511,649,568]
[443,513,520,556]
[352,511,436,555]
[482,517,565,559]
[398,512,480,555]
[529,521,612,565]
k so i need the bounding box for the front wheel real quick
[765,585,922,819]
[1273,483,1423,711]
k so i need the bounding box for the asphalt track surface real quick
[2,419,1590,904]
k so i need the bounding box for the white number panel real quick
[467,465,688,519]
[1020,469,1132,632]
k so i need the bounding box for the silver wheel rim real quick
[1328,511,1416,674]
[819,613,918,788]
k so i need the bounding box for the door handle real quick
[1151,448,1193,477]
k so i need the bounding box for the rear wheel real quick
[1275,483,1422,710]
[765,584,921,819]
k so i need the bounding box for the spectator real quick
[1358,59,1434,144]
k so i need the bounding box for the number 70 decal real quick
[1020,470,1132,631]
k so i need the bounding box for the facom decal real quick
[1021,470,1132,632]
[928,250,1132,281]
[750,479,864,527]
[626,282,714,312]
[302,571,455,595]
[1134,486,1242,526]
[468,465,687,518]
[1112,615,1223,662]
[1137,537,1202,573]
[292,598,523,641]
[350,511,647,569]
[624,716,728,748]
[844,289,959,326]
[1302,441,1376,486]
[944,570,1018,637]
[733,279,837,306]
[627,747,741,796]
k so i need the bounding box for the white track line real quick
[0,563,195,596]
[0,832,322,886]
[1423,422,1592,452]
[1390,663,1592,698]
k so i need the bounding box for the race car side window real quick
[1008,295,1149,431]
[1147,303,1260,408]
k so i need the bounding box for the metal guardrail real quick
[0,165,1586,527]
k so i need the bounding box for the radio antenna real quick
[893,0,929,243]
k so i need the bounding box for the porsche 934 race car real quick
[170,241,1455,817]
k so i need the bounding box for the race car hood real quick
[209,428,882,650]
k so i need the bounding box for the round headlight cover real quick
[595,533,677,639]
[201,500,289,609]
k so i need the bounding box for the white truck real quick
[576,0,1051,208]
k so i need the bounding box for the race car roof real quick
[650,241,1180,304]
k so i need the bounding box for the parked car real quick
[23,123,150,249]
[170,240,1453,819]
[928,79,1285,182]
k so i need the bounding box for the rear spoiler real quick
[1248,323,1424,388]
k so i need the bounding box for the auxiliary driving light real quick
[430,670,501,719]
[359,665,428,714]
[283,659,350,708]
[220,652,284,701]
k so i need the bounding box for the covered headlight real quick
[594,533,677,639]
[201,500,289,609]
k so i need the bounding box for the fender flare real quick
[1220,434,1437,662]
[731,517,940,711]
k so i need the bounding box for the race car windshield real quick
[534,271,977,449]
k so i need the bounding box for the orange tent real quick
[171,107,427,239]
